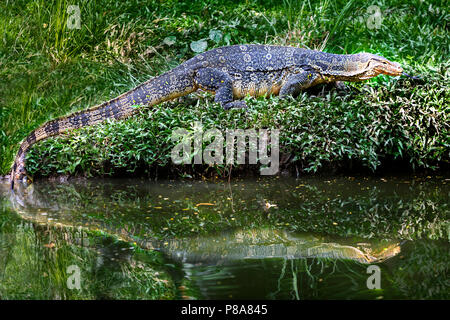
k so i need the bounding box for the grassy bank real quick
[1,0,448,178]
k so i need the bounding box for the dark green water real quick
[0,175,448,299]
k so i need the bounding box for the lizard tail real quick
[10,68,196,189]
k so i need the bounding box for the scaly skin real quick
[9,44,403,188]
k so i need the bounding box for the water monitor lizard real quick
[9,44,404,188]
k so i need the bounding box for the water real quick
[0,175,448,299]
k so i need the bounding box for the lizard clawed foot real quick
[334,81,349,91]
[222,101,248,110]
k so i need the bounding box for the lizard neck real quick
[296,50,372,82]
[328,53,372,81]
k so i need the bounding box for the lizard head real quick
[356,53,403,79]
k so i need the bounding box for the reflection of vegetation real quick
[388,240,449,299]
[1,175,448,299]
[0,201,175,299]
[185,257,387,299]
[274,182,449,241]
[8,176,448,241]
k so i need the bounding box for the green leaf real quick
[190,40,208,53]
[208,29,223,43]
[163,36,177,46]
[224,33,231,46]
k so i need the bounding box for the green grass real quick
[0,0,448,177]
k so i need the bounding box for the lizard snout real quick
[390,62,403,76]
[376,61,403,76]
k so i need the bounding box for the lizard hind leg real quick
[194,68,247,110]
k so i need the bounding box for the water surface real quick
[0,175,448,299]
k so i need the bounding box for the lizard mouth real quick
[375,61,403,76]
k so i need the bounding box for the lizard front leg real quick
[194,68,247,110]
[279,70,319,98]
